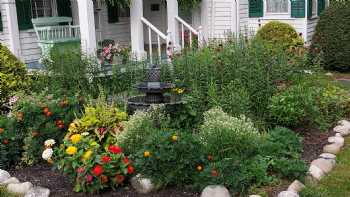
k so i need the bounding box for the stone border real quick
[0,169,50,197]
[274,119,350,197]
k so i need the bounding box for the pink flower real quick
[86,174,93,183]
[76,167,85,174]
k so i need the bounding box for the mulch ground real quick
[8,127,334,197]
[9,164,199,197]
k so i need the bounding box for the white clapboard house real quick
[0,0,328,67]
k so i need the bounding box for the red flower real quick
[108,145,123,154]
[98,127,107,135]
[92,165,104,176]
[127,165,134,174]
[123,156,129,164]
[86,174,93,183]
[211,169,219,177]
[76,167,85,174]
[101,155,112,163]
[115,174,125,184]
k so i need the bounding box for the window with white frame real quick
[31,0,53,18]
[266,0,289,13]
[312,0,317,16]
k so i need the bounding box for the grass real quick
[0,186,20,197]
[300,137,350,197]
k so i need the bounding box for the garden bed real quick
[9,164,199,197]
[7,128,333,197]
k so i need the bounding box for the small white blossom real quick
[42,148,53,160]
[44,139,56,147]
[81,132,90,136]
[303,70,313,75]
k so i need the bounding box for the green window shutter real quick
[291,0,305,18]
[249,0,263,18]
[57,0,72,17]
[0,12,3,32]
[16,0,33,30]
[307,0,312,18]
[107,2,119,23]
[317,0,325,16]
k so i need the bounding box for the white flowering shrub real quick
[116,111,157,155]
[198,107,262,159]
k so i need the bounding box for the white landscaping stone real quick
[24,186,50,197]
[287,180,305,193]
[7,182,33,194]
[308,165,325,181]
[131,174,155,194]
[201,185,231,197]
[333,120,350,136]
[323,144,342,154]
[0,169,10,183]
[0,177,19,186]
[311,158,335,174]
[277,191,299,197]
[319,153,336,160]
[328,136,344,147]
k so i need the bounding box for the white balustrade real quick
[141,17,169,64]
[175,16,203,50]
[35,25,81,43]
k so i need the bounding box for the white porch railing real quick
[141,17,170,64]
[34,25,81,43]
[175,16,203,49]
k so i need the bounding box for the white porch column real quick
[77,0,96,57]
[166,0,179,49]
[130,0,145,59]
[3,0,21,58]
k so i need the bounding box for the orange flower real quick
[196,165,203,172]
[144,151,151,158]
[0,128,4,134]
[100,175,108,184]
[115,174,125,184]
[211,169,219,177]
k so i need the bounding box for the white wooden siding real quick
[98,5,131,46]
[307,17,318,43]
[0,2,11,50]
[207,0,237,39]
[239,0,249,36]
[19,30,41,63]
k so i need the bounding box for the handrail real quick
[141,17,169,64]
[141,17,168,40]
[175,16,203,49]
[175,16,198,35]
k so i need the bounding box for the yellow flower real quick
[171,135,178,142]
[82,150,93,161]
[70,134,81,144]
[68,122,78,133]
[66,146,77,155]
[177,88,184,94]
[144,151,151,158]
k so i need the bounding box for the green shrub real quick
[269,83,320,128]
[262,127,307,180]
[198,107,261,160]
[256,21,304,49]
[133,130,206,187]
[117,110,159,155]
[311,1,350,71]
[300,186,329,197]
[0,44,30,108]
[164,38,309,129]
[11,93,84,165]
[0,116,24,169]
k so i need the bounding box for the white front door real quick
[143,0,167,44]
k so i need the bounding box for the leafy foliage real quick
[311,1,350,71]
[9,93,84,166]
[133,131,206,187]
[256,21,304,50]
[0,44,30,108]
